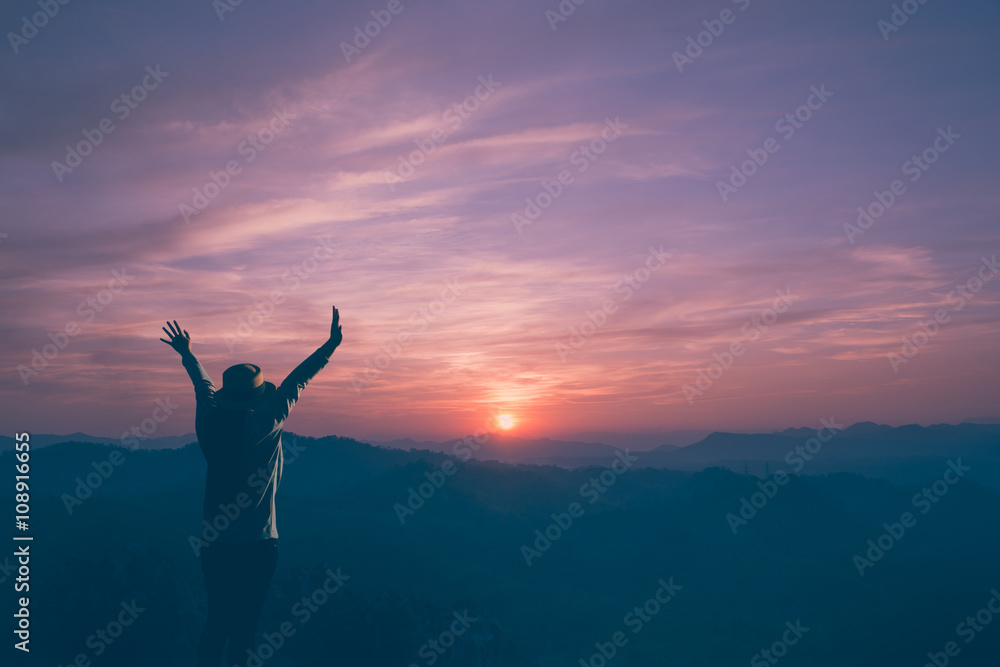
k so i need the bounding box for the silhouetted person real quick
[160,306,343,667]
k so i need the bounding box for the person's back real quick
[160,306,343,667]
[188,358,324,547]
[197,404,284,546]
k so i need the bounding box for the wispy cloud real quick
[1,0,998,440]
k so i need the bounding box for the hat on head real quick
[215,363,276,410]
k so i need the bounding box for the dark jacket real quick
[181,341,335,546]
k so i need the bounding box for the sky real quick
[1,0,998,443]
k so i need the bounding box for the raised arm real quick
[160,320,217,407]
[252,306,343,430]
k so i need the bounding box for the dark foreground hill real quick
[4,431,1000,666]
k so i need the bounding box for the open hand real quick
[160,320,191,355]
[329,306,343,348]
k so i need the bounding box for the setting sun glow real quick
[498,414,515,429]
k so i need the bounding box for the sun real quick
[497,414,515,429]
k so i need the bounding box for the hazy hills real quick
[366,433,636,465]
[5,424,1000,666]
[369,422,1000,491]
[12,420,997,471]
[0,431,197,451]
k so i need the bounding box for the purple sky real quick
[1,0,998,443]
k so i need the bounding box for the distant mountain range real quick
[545,429,716,448]
[367,422,1000,474]
[0,431,197,451]
[516,422,1000,490]
[7,421,1000,475]
[0,430,688,455]
[364,433,659,465]
[6,422,1000,666]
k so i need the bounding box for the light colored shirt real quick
[181,341,335,545]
